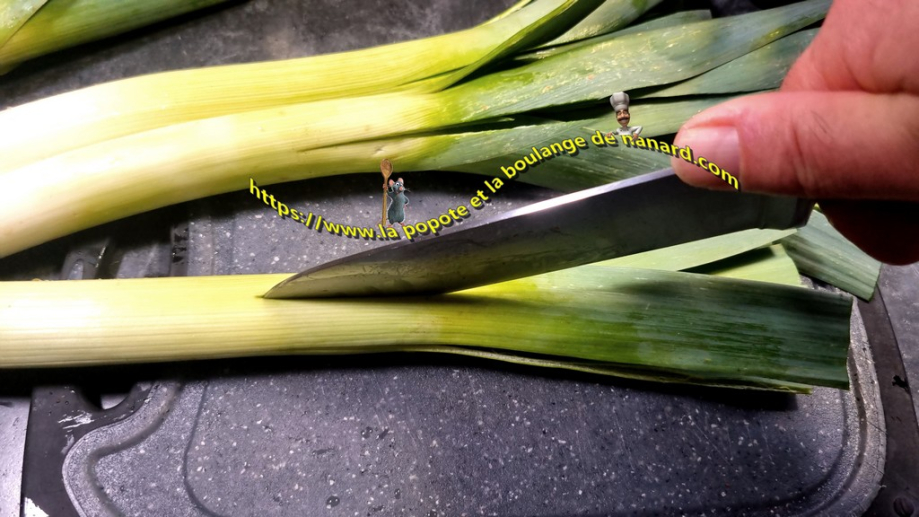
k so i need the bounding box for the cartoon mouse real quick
[383,178,409,228]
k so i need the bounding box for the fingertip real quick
[669,124,742,192]
[671,90,919,200]
[670,155,728,190]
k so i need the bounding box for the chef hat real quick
[610,92,630,112]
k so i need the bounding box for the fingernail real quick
[670,126,741,190]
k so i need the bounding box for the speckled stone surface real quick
[61,342,883,517]
[0,400,28,517]
[877,266,919,426]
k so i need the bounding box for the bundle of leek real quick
[0,0,868,392]
[0,0,830,257]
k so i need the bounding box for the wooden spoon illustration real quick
[380,159,393,227]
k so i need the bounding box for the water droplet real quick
[326,495,340,508]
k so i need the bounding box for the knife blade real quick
[264,168,813,299]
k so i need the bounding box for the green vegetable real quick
[534,0,665,47]
[515,9,713,62]
[0,0,231,73]
[0,0,48,49]
[597,229,797,273]
[0,0,861,395]
[782,211,882,300]
[642,28,818,98]
[446,97,731,191]
[0,0,610,170]
[0,1,830,258]
[0,265,850,393]
[689,244,804,287]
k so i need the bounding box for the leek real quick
[0,0,47,49]
[515,9,713,62]
[389,244,810,392]
[0,0,231,73]
[534,0,664,47]
[596,229,796,272]
[446,97,731,191]
[0,265,851,393]
[448,0,829,120]
[452,30,820,191]
[781,211,882,300]
[689,244,804,287]
[642,28,817,98]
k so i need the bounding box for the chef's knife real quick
[264,168,813,299]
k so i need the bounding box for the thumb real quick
[670,90,919,201]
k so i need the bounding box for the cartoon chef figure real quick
[607,91,642,140]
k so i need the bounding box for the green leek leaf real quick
[0,0,47,49]
[781,211,881,300]
[641,28,817,98]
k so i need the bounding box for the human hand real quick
[670,0,919,264]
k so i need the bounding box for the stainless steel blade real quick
[264,169,813,299]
